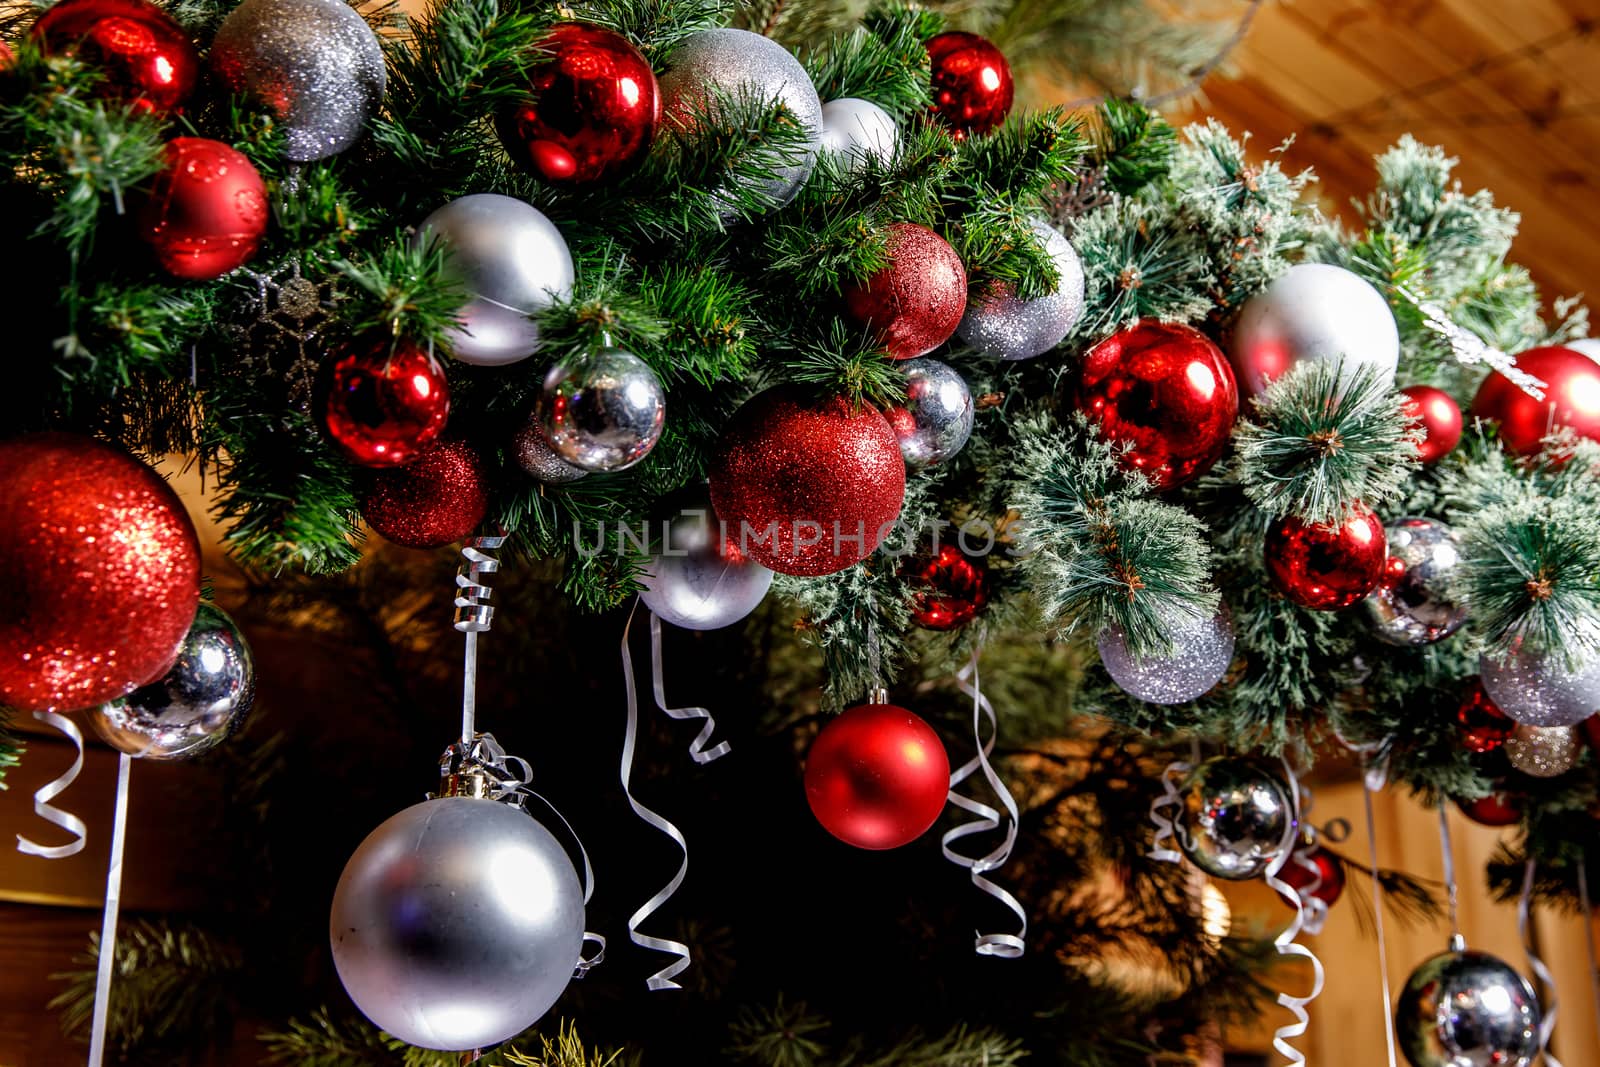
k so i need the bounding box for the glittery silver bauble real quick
[956,219,1085,361]
[1480,646,1600,727]
[1175,757,1294,881]
[538,347,665,472]
[1566,337,1600,364]
[640,500,774,630]
[1098,608,1234,705]
[657,28,823,217]
[819,97,898,170]
[88,604,255,761]
[1505,723,1582,778]
[330,797,585,1051]
[417,194,575,367]
[1230,263,1400,396]
[1362,517,1467,646]
[1396,948,1540,1067]
[210,0,385,162]
[885,359,973,468]
[513,415,588,484]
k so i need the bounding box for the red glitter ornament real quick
[1264,504,1387,611]
[1075,320,1239,490]
[1471,345,1600,456]
[1457,678,1517,754]
[1456,791,1521,828]
[33,0,199,114]
[1399,385,1462,464]
[708,387,906,577]
[925,31,1013,137]
[1279,846,1345,908]
[843,223,967,360]
[0,433,200,712]
[315,334,450,468]
[908,543,990,630]
[360,440,489,549]
[138,137,269,280]
[805,702,950,850]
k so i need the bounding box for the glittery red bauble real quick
[138,137,269,280]
[1280,846,1345,908]
[1471,345,1600,456]
[497,23,659,185]
[0,433,200,712]
[1399,385,1462,464]
[360,440,489,549]
[708,387,906,577]
[925,31,1013,137]
[33,0,198,113]
[1456,791,1521,827]
[315,335,450,468]
[908,543,990,630]
[1265,504,1387,611]
[1075,320,1239,490]
[1457,678,1517,754]
[805,702,950,850]
[843,223,967,360]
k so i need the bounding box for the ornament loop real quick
[88,753,133,1067]
[16,710,88,859]
[649,612,731,764]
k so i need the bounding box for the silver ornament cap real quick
[956,219,1084,361]
[1505,722,1582,778]
[514,416,588,484]
[1395,948,1540,1067]
[1099,608,1235,705]
[1480,645,1600,727]
[538,346,666,472]
[819,97,898,170]
[886,359,973,468]
[1230,263,1400,396]
[1362,517,1467,646]
[641,500,774,630]
[1175,757,1294,881]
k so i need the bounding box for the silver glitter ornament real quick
[1174,757,1294,881]
[1098,608,1234,705]
[1362,517,1468,646]
[819,97,898,170]
[1505,723,1582,778]
[955,219,1084,361]
[210,0,385,162]
[886,359,973,468]
[330,797,585,1051]
[1396,948,1541,1067]
[1480,645,1600,727]
[1230,263,1399,396]
[513,416,588,484]
[417,194,574,367]
[641,500,774,630]
[538,347,665,472]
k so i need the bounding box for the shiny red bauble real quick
[908,543,990,630]
[1456,791,1521,828]
[925,31,1013,137]
[1584,713,1600,753]
[1075,320,1239,490]
[843,223,967,360]
[805,702,950,850]
[1471,345,1600,456]
[0,433,200,711]
[138,138,269,280]
[709,387,906,577]
[1457,678,1517,754]
[497,22,659,185]
[1399,384,1463,464]
[360,440,489,549]
[315,335,450,468]
[33,0,199,114]
[1280,846,1345,908]
[1264,503,1387,611]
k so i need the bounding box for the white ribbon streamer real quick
[1286,838,1331,937]
[87,752,132,1067]
[16,710,87,858]
[1362,776,1399,1067]
[1579,861,1600,1051]
[1146,759,1192,864]
[1518,859,1564,1067]
[649,612,731,765]
[1261,759,1326,1067]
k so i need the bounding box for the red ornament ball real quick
[805,702,950,850]
[1471,345,1600,456]
[138,137,269,280]
[843,223,967,360]
[1584,712,1600,754]
[497,22,659,185]
[315,335,450,468]
[1399,385,1463,464]
[1075,320,1240,490]
[925,31,1013,137]
[709,387,906,577]
[908,543,990,630]
[0,433,200,712]
[360,440,489,549]
[1279,846,1345,908]
[33,0,199,114]
[1457,678,1517,754]
[1456,791,1521,828]
[1265,504,1388,611]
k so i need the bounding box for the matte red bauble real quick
[1265,504,1387,611]
[1280,846,1345,908]
[0,433,200,712]
[925,31,1013,137]
[360,440,489,549]
[1471,345,1600,456]
[138,138,269,280]
[708,387,906,577]
[497,22,659,184]
[843,223,967,360]
[805,702,950,850]
[33,0,199,113]
[315,335,450,468]
[1456,791,1521,828]
[1457,678,1517,754]
[1075,320,1239,490]
[1399,385,1462,464]
[908,543,990,630]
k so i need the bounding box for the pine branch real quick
[777,320,905,410]
[1090,98,1177,196]
[336,239,467,346]
[0,706,20,789]
[804,9,934,119]
[727,996,831,1067]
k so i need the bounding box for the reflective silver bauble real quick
[1505,723,1582,778]
[819,97,898,170]
[1099,608,1235,705]
[1395,948,1540,1067]
[641,500,774,630]
[886,359,973,468]
[88,604,255,761]
[1230,263,1400,396]
[1175,757,1294,881]
[210,0,385,162]
[538,347,665,472]
[955,219,1084,361]
[417,195,575,366]
[330,797,585,1051]
[1362,517,1467,646]
[1480,646,1600,727]
[513,416,588,484]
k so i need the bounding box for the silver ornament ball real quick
[1480,646,1600,727]
[956,219,1084,361]
[886,359,973,468]
[210,0,385,162]
[1175,757,1294,881]
[1566,337,1600,364]
[1231,263,1400,396]
[1396,948,1541,1067]
[330,797,585,1051]
[1098,608,1234,705]
[513,417,588,484]
[1505,723,1582,778]
[819,97,898,170]
[538,347,666,472]
[89,604,255,761]
[417,195,575,367]
[640,500,774,630]
[1362,517,1468,646]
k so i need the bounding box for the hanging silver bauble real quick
[1230,263,1400,396]
[538,347,665,472]
[1480,645,1600,727]
[1505,723,1582,778]
[1099,608,1235,705]
[416,194,575,366]
[885,358,973,468]
[819,97,898,170]
[1174,757,1294,881]
[640,500,774,630]
[513,415,588,484]
[88,604,254,760]
[955,219,1084,361]
[1362,517,1468,646]
[210,0,385,162]
[330,797,585,1051]
[1395,948,1541,1067]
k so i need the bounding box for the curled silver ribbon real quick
[1362,772,1399,1067]
[649,612,731,765]
[941,652,1026,958]
[1579,861,1600,1051]
[88,752,132,1067]
[1261,758,1326,1067]
[453,536,507,745]
[1518,859,1564,1067]
[1147,759,1192,864]
[16,710,88,859]
[1286,836,1331,937]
